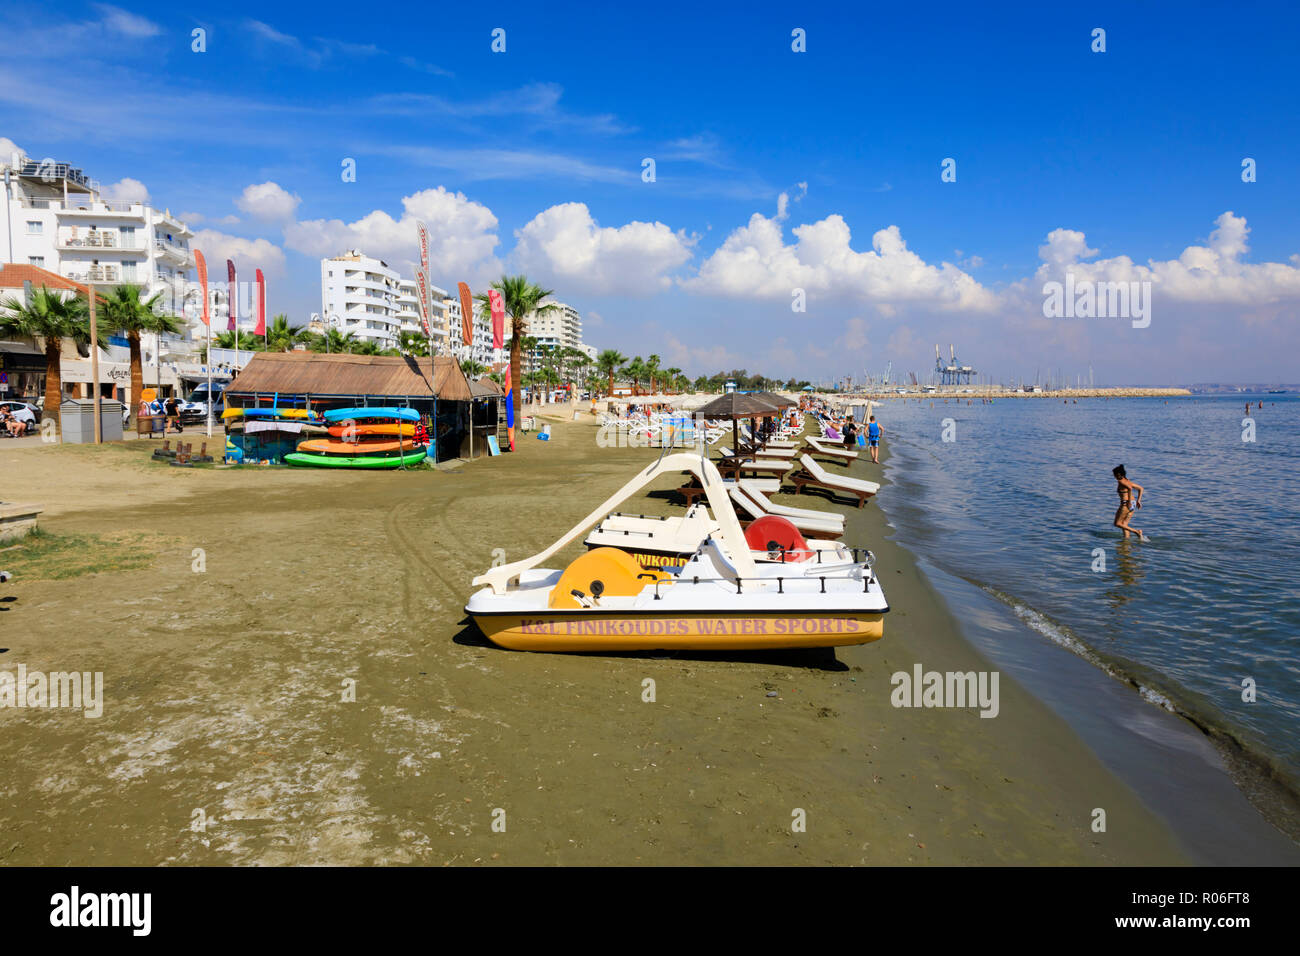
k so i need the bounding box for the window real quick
[26,220,42,234]
[122,261,137,280]
[28,256,44,267]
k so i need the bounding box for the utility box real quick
[59,398,125,443]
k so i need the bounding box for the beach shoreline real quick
[0,420,1194,864]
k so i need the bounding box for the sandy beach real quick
[0,416,1188,865]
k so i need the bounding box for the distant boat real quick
[1267,389,1286,394]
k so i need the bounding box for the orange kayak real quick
[327,423,416,438]
[297,439,420,456]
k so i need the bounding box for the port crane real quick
[934,344,976,386]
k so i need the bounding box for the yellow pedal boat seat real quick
[549,547,671,609]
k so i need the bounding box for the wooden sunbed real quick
[728,485,844,539]
[789,454,879,508]
[804,436,859,464]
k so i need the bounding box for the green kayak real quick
[284,450,429,469]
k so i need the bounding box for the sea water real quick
[872,393,1300,792]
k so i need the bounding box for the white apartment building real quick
[320,250,401,350]
[396,277,450,352]
[1,150,197,358]
[526,300,583,352]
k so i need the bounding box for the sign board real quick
[486,435,501,456]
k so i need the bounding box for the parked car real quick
[0,399,40,419]
[178,383,225,423]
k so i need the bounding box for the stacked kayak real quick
[285,407,426,469]
[223,407,326,463]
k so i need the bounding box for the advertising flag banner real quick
[457,282,473,347]
[415,269,431,336]
[255,269,266,337]
[226,259,237,331]
[503,362,515,451]
[488,289,505,350]
[194,250,210,326]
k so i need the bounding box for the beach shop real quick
[223,352,494,463]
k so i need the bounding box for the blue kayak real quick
[323,407,420,423]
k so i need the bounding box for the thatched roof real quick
[471,375,504,397]
[751,389,796,407]
[691,392,779,419]
[226,351,474,401]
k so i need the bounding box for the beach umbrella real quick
[692,392,779,460]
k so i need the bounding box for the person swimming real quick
[1112,465,1147,540]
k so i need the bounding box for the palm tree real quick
[397,331,429,357]
[308,328,359,353]
[625,356,647,395]
[595,349,627,399]
[645,353,662,394]
[461,358,488,378]
[352,339,382,356]
[0,286,105,426]
[100,284,183,426]
[249,314,309,352]
[473,276,558,422]
[663,366,682,394]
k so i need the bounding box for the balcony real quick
[23,197,144,217]
[64,266,123,284]
[58,231,146,254]
[153,238,192,264]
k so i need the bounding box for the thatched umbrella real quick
[692,392,779,462]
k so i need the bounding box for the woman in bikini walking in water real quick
[1112,464,1147,540]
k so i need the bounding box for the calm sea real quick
[871,393,1300,789]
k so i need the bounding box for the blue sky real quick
[2,0,1298,383]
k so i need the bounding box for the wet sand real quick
[0,417,1187,864]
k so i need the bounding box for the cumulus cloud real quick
[0,136,24,164]
[192,229,288,280]
[236,181,301,222]
[513,202,695,296]
[180,211,240,227]
[1029,211,1300,308]
[92,4,162,38]
[685,211,996,312]
[284,186,502,282]
[102,177,150,203]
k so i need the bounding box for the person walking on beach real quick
[165,395,182,433]
[866,415,882,463]
[1112,465,1147,540]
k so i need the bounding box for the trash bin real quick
[58,398,125,443]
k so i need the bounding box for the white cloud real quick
[685,211,996,312]
[0,136,24,164]
[1029,211,1300,308]
[235,181,301,222]
[284,186,502,283]
[513,203,695,296]
[192,229,288,281]
[93,4,162,38]
[180,211,241,227]
[102,177,150,203]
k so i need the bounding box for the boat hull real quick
[468,609,884,652]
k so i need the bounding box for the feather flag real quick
[194,249,210,326]
[416,220,432,339]
[488,289,504,350]
[254,269,266,338]
[503,361,515,452]
[226,259,237,331]
[457,282,473,347]
[415,268,431,336]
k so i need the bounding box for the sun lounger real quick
[728,485,844,539]
[790,454,879,508]
[738,480,846,531]
[805,436,859,464]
